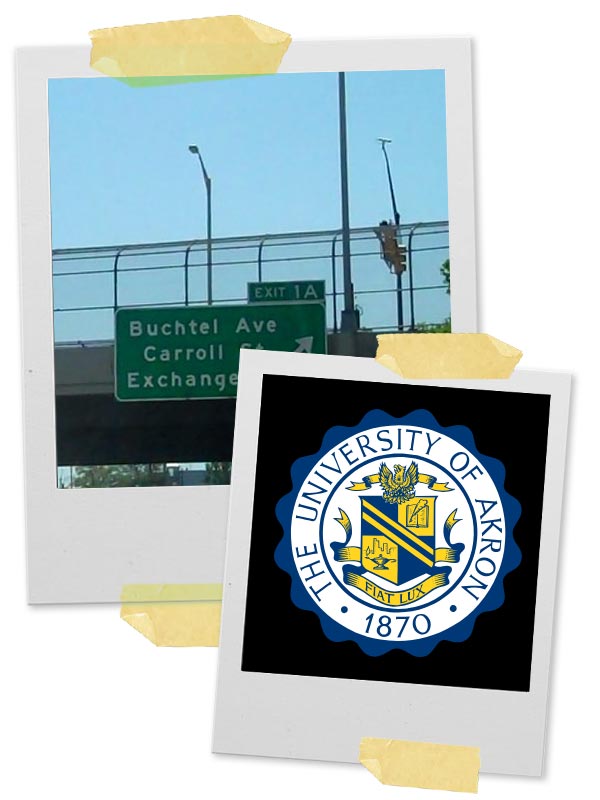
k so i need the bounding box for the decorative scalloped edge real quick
[275,409,522,657]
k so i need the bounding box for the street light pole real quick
[378,138,403,330]
[338,72,358,333]
[188,145,213,305]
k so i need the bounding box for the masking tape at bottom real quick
[359,737,480,793]
[120,584,222,647]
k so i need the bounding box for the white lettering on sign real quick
[128,318,218,337]
[235,317,278,334]
[142,344,224,363]
[128,370,239,393]
[255,286,287,299]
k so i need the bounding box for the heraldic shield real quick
[360,494,438,586]
[332,461,465,607]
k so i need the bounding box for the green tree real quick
[71,464,176,488]
[204,462,232,485]
[412,257,452,332]
[414,318,451,333]
[441,258,450,294]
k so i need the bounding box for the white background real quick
[0,2,596,798]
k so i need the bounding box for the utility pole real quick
[378,138,403,330]
[338,73,358,333]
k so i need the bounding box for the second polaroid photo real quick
[214,349,570,777]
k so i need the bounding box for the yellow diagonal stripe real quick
[362,512,434,568]
[363,500,434,555]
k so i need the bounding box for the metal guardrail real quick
[52,222,450,344]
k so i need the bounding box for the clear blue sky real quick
[48,70,448,247]
[49,70,450,340]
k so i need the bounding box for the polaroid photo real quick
[17,38,476,602]
[213,349,570,776]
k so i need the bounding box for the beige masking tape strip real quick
[120,584,222,647]
[89,15,291,82]
[363,336,505,788]
[376,333,522,379]
[360,738,480,793]
[110,14,289,648]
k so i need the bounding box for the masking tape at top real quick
[360,737,480,793]
[376,333,522,379]
[89,15,292,86]
[120,584,222,647]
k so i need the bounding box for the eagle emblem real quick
[379,460,419,504]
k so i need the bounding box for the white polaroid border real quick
[213,349,570,776]
[17,39,477,603]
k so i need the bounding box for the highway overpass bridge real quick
[54,332,377,467]
[52,223,449,467]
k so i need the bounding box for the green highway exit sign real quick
[248,280,326,304]
[115,303,327,401]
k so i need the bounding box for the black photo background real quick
[241,375,550,691]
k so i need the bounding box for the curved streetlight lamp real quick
[377,137,403,329]
[188,144,213,305]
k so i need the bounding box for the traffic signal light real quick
[376,224,408,275]
[391,243,407,275]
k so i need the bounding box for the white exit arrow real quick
[294,336,313,353]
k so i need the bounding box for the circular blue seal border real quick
[275,409,522,657]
